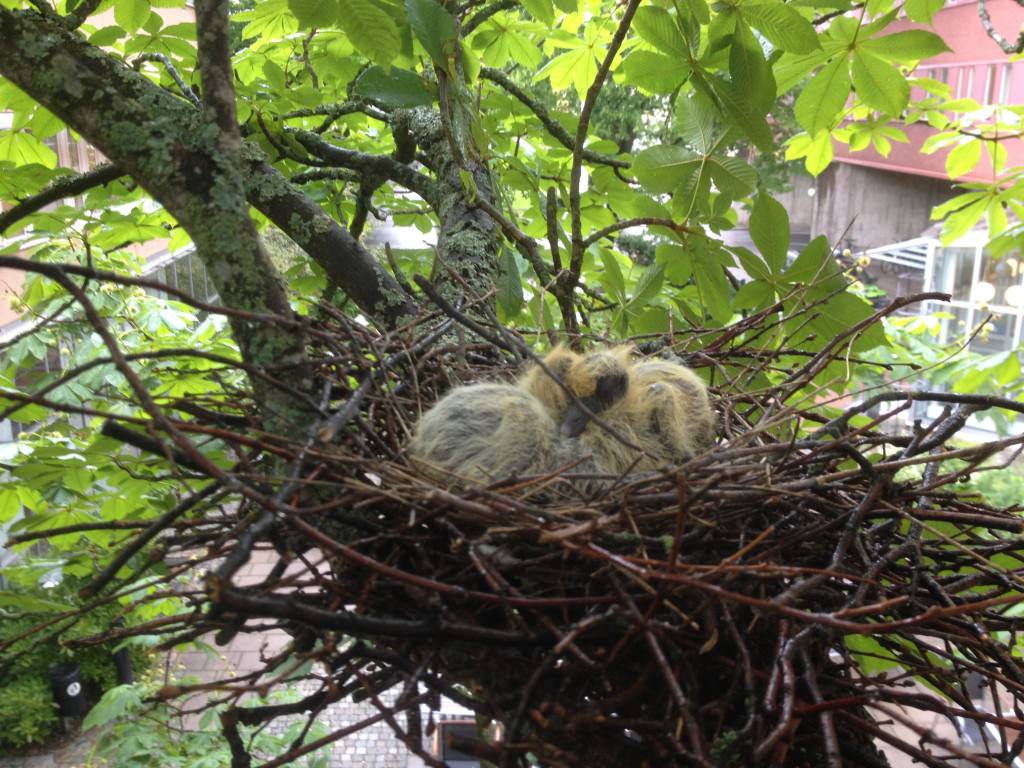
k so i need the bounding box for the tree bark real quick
[0,8,415,430]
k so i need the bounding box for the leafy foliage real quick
[0,578,149,751]
[0,0,1022,765]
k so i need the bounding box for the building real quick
[777,0,1024,254]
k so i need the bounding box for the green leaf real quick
[633,6,687,56]
[600,249,627,303]
[851,50,909,116]
[0,593,73,614]
[805,131,834,175]
[795,55,851,134]
[845,635,901,677]
[673,91,717,154]
[338,0,401,66]
[0,132,58,168]
[693,256,732,323]
[289,0,338,28]
[940,196,988,244]
[945,139,982,179]
[749,194,790,273]
[742,3,820,54]
[496,247,524,318]
[621,51,688,94]
[731,246,771,282]
[783,235,842,287]
[708,156,757,198]
[633,144,701,194]
[353,66,435,107]
[114,0,150,32]
[733,279,774,309]
[656,243,693,283]
[730,19,776,113]
[861,30,950,61]
[708,75,773,152]
[521,0,554,25]
[628,263,665,308]
[904,0,944,24]
[89,26,127,46]
[534,46,598,98]
[262,60,286,92]
[406,0,458,66]
[83,685,145,731]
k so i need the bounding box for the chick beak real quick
[561,398,598,438]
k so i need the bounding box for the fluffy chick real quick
[521,347,716,474]
[520,346,650,476]
[631,359,716,462]
[406,383,560,485]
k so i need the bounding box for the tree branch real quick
[210,585,540,645]
[568,0,642,286]
[479,67,629,169]
[0,163,124,235]
[291,129,437,204]
[977,0,1024,54]
[242,159,416,327]
[462,0,518,34]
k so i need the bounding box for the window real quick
[929,245,1024,353]
[999,64,1013,105]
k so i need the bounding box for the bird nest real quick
[67,294,1024,767]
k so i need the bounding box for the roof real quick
[861,237,936,271]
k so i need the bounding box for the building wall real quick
[781,164,956,252]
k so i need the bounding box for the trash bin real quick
[48,662,90,717]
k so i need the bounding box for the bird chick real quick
[521,347,716,474]
[406,383,560,485]
[518,346,632,435]
[631,359,716,462]
[520,346,648,476]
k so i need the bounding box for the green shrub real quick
[0,677,59,749]
[0,580,150,752]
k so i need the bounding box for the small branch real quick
[63,0,103,28]
[133,53,200,107]
[290,168,359,185]
[479,68,629,169]
[0,163,124,235]
[568,0,642,287]
[211,586,539,645]
[462,0,518,34]
[581,217,691,249]
[6,519,151,546]
[291,129,437,203]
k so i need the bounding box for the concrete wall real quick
[781,164,957,252]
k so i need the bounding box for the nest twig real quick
[10,292,1024,768]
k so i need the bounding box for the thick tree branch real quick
[0,163,124,235]
[977,0,1024,53]
[242,159,416,327]
[479,67,629,169]
[291,129,438,204]
[0,8,414,344]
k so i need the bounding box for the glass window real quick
[971,311,1016,355]
[934,246,977,301]
[999,64,1013,104]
